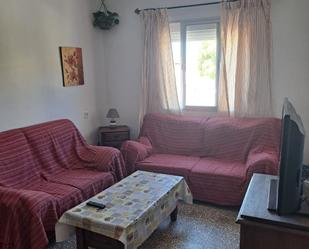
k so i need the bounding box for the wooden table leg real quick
[170,206,178,222]
[76,228,124,249]
[76,228,88,249]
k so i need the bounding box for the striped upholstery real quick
[188,158,246,205]
[141,113,208,156]
[136,154,200,183]
[121,137,152,174]
[48,169,115,203]
[121,113,281,205]
[0,129,41,188]
[0,119,126,249]
[26,181,84,215]
[203,117,281,162]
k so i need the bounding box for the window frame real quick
[171,18,221,112]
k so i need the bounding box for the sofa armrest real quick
[85,145,127,181]
[120,136,153,174]
[245,152,279,182]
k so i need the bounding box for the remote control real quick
[86,201,106,209]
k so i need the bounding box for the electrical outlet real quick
[83,112,89,120]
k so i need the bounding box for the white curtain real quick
[139,9,180,126]
[219,0,272,117]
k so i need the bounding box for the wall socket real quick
[83,112,89,120]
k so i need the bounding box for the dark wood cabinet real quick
[98,125,130,149]
[237,174,309,249]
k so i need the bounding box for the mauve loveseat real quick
[0,119,126,249]
[121,113,281,206]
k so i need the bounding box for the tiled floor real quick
[48,202,240,249]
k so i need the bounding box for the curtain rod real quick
[134,0,236,14]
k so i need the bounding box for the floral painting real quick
[60,47,84,87]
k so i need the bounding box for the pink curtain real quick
[219,0,272,117]
[139,9,180,127]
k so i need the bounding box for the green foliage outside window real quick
[197,41,216,80]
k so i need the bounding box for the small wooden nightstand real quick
[98,125,130,149]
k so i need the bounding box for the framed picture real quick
[59,47,85,87]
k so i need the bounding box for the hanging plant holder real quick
[93,0,119,30]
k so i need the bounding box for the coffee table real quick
[55,171,193,249]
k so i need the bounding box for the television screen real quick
[277,98,305,215]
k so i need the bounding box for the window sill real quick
[184,106,218,112]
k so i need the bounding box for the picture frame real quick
[59,47,85,87]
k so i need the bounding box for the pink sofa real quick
[0,119,126,249]
[121,113,281,206]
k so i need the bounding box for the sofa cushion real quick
[0,129,41,188]
[189,158,246,205]
[136,154,200,180]
[49,169,115,200]
[141,113,207,156]
[26,181,85,214]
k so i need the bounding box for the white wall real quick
[272,0,309,163]
[0,0,108,144]
[101,0,220,138]
[2,0,308,161]
[101,0,309,163]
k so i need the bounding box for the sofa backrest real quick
[0,119,89,188]
[140,113,208,156]
[140,113,281,162]
[0,129,41,188]
[203,117,281,162]
[21,119,88,179]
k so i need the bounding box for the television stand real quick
[299,179,309,215]
[267,178,309,215]
[237,174,309,249]
[267,178,278,211]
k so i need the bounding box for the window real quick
[170,20,220,111]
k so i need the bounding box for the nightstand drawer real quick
[101,131,129,142]
[98,125,130,149]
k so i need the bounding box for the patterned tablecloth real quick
[55,171,193,249]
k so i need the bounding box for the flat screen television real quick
[268,98,306,216]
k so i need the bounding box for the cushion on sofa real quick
[189,158,246,205]
[136,154,200,180]
[141,113,207,156]
[26,181,85,214]
[49,169,114,200]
